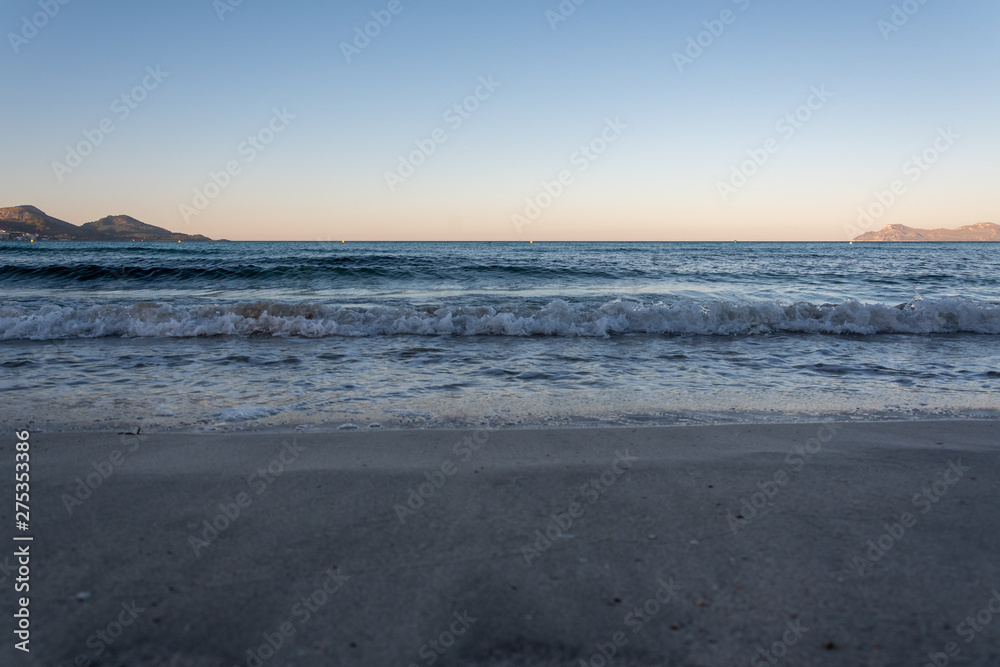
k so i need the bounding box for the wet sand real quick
[3,420,999,666]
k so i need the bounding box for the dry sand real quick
[2,420,999,666]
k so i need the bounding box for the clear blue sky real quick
[1,0,997,240]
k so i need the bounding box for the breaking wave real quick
[2,297,998,340]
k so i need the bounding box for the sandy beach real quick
[2,420,998,666]
[6,0,999,664]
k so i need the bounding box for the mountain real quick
[0,205,103,239]
[853,223,1000,242]
[0,206,213,241]
[82,215,211,242]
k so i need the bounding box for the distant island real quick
[0,205,214,241]
[853,223,1000,243]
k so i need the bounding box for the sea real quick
[1,241,998,432]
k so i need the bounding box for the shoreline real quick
[4,420,999,665]
[9,410,1000,436]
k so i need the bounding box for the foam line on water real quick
[3,297,999,339]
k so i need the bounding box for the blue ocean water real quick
[1,241,998,431]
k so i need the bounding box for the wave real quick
[2,297,999,339]
[0,261,626,283]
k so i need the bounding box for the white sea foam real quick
[213,405,284,422]
[2,297,998,339]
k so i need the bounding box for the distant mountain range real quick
[4,205,996,243]
[0,205,213,241]
[853,223,1000,242]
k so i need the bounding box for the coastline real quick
[6,420,999,665]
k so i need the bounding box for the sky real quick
[1,0,997,241]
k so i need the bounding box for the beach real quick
[6,0,1000,663]
[5,420,999,666]
[2,241,998,665]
